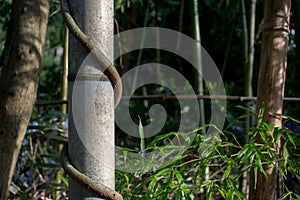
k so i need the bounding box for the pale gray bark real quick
[193,0,209,193]
[240,0,250,196]
[68,0,115,199]
[246,0,256,99]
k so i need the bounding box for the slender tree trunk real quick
[61,26,69,114]
[0,0,49,199]
[249,0,290,199]
[193,0,205,134]
[240,0,249,196]
[241,0,248,70]
[192,0,209,195]
[246,0,256,100]
[53,25,69,200]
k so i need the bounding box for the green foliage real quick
[9,105,300,199]
[38,1,65,100]
[1,0,299,199]
[0,1,64,100]
[115,108,300,199]
[115,0,144,13]
[10,110,68,199]
[0,0,11,55]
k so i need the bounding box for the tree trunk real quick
[0,0,49,199]
[246,0,256,100]
[249,0,290,199]
[67,0,115,199]
[240,0,250,196]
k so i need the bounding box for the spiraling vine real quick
[59,0,123,199]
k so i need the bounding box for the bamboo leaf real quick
[258,130,266,142]
[236,144,249,160]
[155,168,172,177]
[206,183,213,200]
[254,147,268,161]
[169,180,176,189]
[240,147,254,163]
[286,131,296,148]
[174,188,181,199]
[254,166,258,189]
[135,177,151,192]
[255,158,267,177]
[226,188,234,200]
[222,165,231,179]
[257,104,265,126]
[57,171,68,187]
[44,133,67,142]
[235,190,247,199]
[174,169,184,185]
[295,193,300,200]
[145,177,158,197]
[218,188,226,198]
[40,153,60,160]
[236,105,255,114]
[138,116,145,154]
[201,180,212,187]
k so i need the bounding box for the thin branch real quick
[34,95,300,106]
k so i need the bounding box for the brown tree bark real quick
[0,0,49,199]
[249,0,290,199]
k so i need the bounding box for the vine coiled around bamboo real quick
[59,0,123,199]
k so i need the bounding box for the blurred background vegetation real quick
[0,0,299,199]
